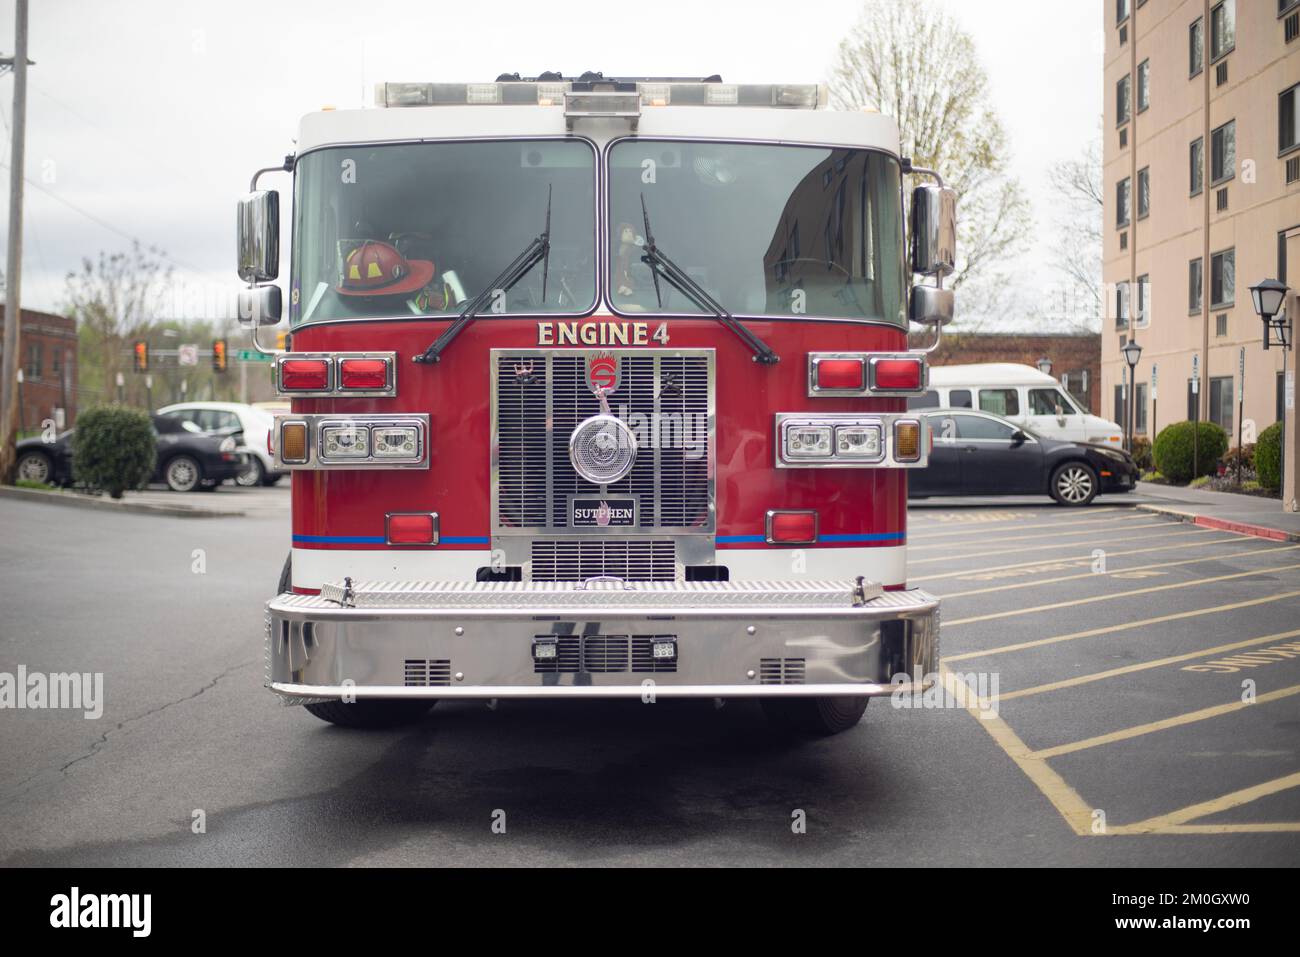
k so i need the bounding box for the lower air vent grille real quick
[530,539,676,582]
[760,657,806,685]
[404,658,452,687]
[533,635,679,674]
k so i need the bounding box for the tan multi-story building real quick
[1103,0,1300,507]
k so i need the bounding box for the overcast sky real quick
[0,0,1100,323]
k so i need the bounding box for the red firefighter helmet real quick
[336,240,435,297]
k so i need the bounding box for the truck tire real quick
[761,695,869,735]
[303,698,435,729]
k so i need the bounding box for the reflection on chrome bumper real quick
[264,579,939,702]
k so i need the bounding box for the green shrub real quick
[72,406,155,499]
[1152,420,1228,484]
[1255,421,1283,492]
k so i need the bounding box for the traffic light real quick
[212,339,228,373]
[133,340,149,373]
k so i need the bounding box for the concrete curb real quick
[1136,503,1300,543]
[0,484,245,519]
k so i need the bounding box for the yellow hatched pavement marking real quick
[907,524,1225,566]
[1029,684,1300,761]
[999,628,1300,701]
[910,533,1250,583]
[943,562,1300,628]
[908,519,1177,552]
[936,544,1295,599]
[939,665,1094,836]
[943,589,1300,662]
[1106,772,1300,835]
[907,509,1133,541]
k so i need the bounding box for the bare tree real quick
[1046,134,1103,330]
[63,242,173,401]
[829,0,1031,327]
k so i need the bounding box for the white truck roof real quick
[296,104,901,156]
[928,363,1063,387]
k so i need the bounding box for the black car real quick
[910,408,1139,506]
[14,414,247,493]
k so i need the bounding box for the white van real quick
[911,363,1124,449]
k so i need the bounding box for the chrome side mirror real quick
[910,184,956,277]
[238,284,282,327]
[909,285,954,326]
[237,190,280,283]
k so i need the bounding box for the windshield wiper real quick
[414,185,552,364]
[639,194,778,365]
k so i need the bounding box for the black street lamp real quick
[1251,278,1291,350]
[1121,339,1142,453]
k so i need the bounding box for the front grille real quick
[533,634,678,674]
[760,657,806,685]
[404,658,451,687]
[495,351,712,530]
[530,539,676,582]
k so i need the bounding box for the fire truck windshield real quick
[290,140,597,326]
[608,141,906,324]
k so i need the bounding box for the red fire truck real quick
[237,73,956,736]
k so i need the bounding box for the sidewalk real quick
[0,484,246,518]
[1134,481,1300,542]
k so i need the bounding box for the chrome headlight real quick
[372,426,419,458]
[321,425,370,459]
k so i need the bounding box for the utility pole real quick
[0,0,30,483]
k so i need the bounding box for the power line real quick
[0,159,225,282]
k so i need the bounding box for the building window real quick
[1190,137,1204,195]
[1116,177,1131,227]
[1283,0,1300,15]
[1190,17,1204,76]
[1136,274,1150,325]
[1137,167,1150,218]
[51,350,60,376]
[1117,0,1130,24]
[1209,376,1233,432]
[1137,60,1150,112]
[1116,280,1131,328]
[1189,257,1203,313]
[24,343,41,380]
[1211,0,1235,61]
[1117,74,1131,127]
[1211,119,1235,184]
[1281,83,1300,155]
[1216,313,1228,336]
[1115,384,1125,425]
[1210,248,1235,309]
[1135,381,1148,433]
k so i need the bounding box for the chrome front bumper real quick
[264,579,939,702]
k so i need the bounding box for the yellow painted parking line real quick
[908,519,1179,552]
[943,562,1300,628]
[942,589,1300,662]
[907,509,1135,541]
[999,628,1300,701]
[1030,684,1300,761]
[911,533,1250,583]
[907,524,1222,565]
[936,544,1298,599]
[939,665,1094,836]
[1106,771,1300,835]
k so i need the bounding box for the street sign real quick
[1191,354,1200,393]
[1151,363,1157,400]
[178,344,199,367]
[236,349,274,363]
[1238,348,1245,401]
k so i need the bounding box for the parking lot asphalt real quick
[0,489,1297,866]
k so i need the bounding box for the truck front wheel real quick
[761,696,869,735]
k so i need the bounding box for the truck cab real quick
[237,74,955,735]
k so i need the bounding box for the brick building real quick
[918,331,1102,414]
[0,307,78,432]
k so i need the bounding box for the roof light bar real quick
[373,81,827,110]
